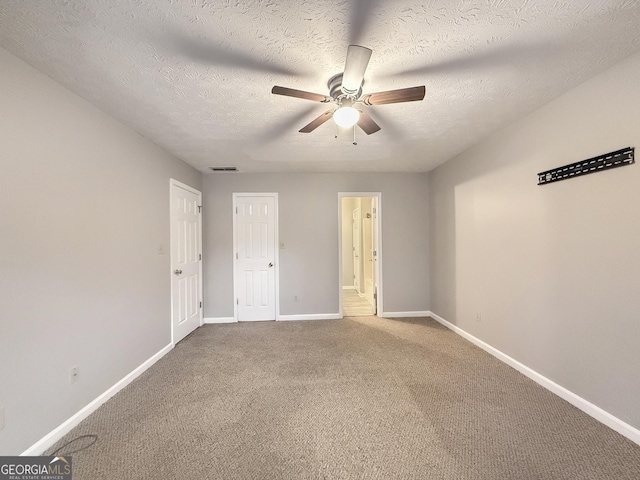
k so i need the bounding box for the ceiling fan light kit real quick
[333,107,360,129]
[271,45,425,140]
[333,97,360,129]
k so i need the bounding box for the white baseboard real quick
[342,286,355,290]
[21,343,174,456]
[204,317,236,324]
[427,311,640,447]
[380,310,430,318]
[278,313,342,321]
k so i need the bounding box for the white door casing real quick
[170,180,202,344]
[371,197,379,315]
[234,194,278,321]
[352,207,361,294]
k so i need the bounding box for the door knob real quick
[268,262,273,267]
[174,269,182,275]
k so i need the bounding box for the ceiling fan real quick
[271,45,425,139]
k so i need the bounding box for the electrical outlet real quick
[294,295,299,302]
[70,366,79,384]
[0,406,5,431]
[476,313,482,322]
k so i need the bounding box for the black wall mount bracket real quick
[537,147,634,186]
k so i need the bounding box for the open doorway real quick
[339,193,382,317]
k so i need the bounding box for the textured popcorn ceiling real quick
[2,1,640,173]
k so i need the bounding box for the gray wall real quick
[0,48,201,454]
[429,50,640,429]
[203,173,429,317]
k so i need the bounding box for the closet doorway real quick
[339,193,382,317]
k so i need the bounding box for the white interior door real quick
[363,207,375,308]
[352,208,361,294]
[235,194,277,321]
[170,180,202,344]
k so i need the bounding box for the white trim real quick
[278,313,342,321]
[342,285,355,290]
[232,193,279,322]
[203,317,236,324]
[381,311,430,318]
[22,343,173,456]
[338,193,383,317]
[428,311,640,447]
[169,179,203,345]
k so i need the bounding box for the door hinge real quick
[199,301,202,308]
[199,253,202,261]
[235,207,238,214]
[236,252,238,260]
[236,298,239,305]
[198,205,202,213]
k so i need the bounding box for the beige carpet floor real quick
[46,316,640,479]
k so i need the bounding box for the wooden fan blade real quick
[357,110,381,135]
[272,86,331,103]
[363,86,425,105]
[299,110,335,133]
[349,0,379,45]
[169,30,297,76]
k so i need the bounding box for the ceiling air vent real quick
[209,166,239,172]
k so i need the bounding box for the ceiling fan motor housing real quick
[327,73,362,101]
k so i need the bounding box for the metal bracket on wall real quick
[537,147,634,186]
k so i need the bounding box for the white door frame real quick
[338,192,383,317]
[170,179,203,346]
[232,193,280,322]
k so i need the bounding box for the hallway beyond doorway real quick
[343,288,374,316]
[339,192,382,318]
